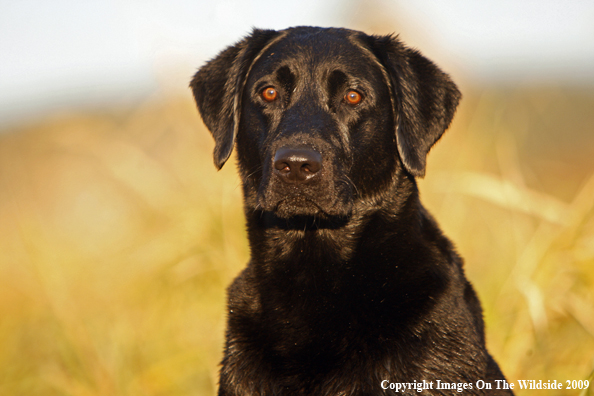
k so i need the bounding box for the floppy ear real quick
[363,34,461,177]
[190,29,281,169]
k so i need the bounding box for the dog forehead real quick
[249,28,381,80]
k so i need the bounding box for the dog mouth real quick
[256,194,352,230]
[272,195,326,218]
[258,192,353,220]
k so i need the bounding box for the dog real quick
[191,26,512,396]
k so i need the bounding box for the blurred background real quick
[1,0,593,394]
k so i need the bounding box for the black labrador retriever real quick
[191,26,512,396]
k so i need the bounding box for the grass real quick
[0,86,593,395]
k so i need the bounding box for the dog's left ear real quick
[190,29,282,169]
[362,34,461,177]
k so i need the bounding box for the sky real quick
[1,0,593,128]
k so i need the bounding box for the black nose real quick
[273,147,322,183]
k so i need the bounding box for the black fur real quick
[191,26,512,396]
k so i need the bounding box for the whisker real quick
[341,175,360,198]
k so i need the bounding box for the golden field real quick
[1,87,593,395]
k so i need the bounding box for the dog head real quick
[191,27,460,219]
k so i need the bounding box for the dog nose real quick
[273,147,322,183]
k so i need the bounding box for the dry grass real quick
[1,87,593,395]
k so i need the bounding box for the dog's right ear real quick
[190,29,281,169]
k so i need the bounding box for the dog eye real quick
[261,87,278,102]
[344,90,362,105]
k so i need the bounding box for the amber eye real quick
[261,87,278,102]
[345,90,362,105]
